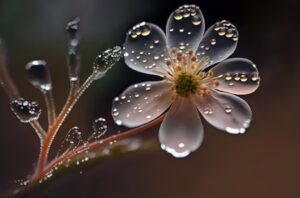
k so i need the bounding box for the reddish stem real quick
[31,115,164,183]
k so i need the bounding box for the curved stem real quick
[30,121,47,140]
[31,115,164,182]
[0,54,20,100]
[44,91,56,127]
[37,71,97,173]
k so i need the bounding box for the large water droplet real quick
[10,98,41,123]
[93,46,123,80]
[25,60,52,93]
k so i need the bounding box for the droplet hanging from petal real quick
[159,98,204,158]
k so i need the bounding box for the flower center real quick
[163,48,220,98]
[175,72,198,97]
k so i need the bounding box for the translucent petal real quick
[193,90,252,134]
[166,5,205,52]
[196,20,238,68]
[124,22,170,76]
[112,80,173,128]
[210,58,260,95]
[159,98,204,158]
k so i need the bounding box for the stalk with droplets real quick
[25,60,56,127]
[36,46,122,173]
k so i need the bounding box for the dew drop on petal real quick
[210,58,260,95]
[112,81,173,128]
[159,98,204,158]
[166,5,205,52]
[197,20,238,69]
[124,22,170,76]
[193,90,252,134]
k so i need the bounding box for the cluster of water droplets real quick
[111,81,173,128]
[93,46,123,80]
[25,60,52,93]
[195,20,238,67]
[210,58,260,95]
[167,4,205,51]
[10,98,41,123]
[124,22,169,76]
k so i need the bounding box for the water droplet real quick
[225,74,232,81]
[179,29,184,32]
[224,106,232,113]
[93,46,122,80]
[154,40,159,44]
[174,14,183,20]
[210,39,216,46]
[141,25,151,36]
[124,52,129,57]
[192,16,201,25]
[10,98,41,123]
[25,60,52,93]
[57,126,83,156]
[116,120,122,126]
[112,108,119,116]
[89,117,107,142]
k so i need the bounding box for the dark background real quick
[0,0,300,197]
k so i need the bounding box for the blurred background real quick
[0,0,300,197]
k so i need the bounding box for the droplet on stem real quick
[10,98,41,123]
[93,46,123,80]
[66,17,80,48]
[25,60,52,93]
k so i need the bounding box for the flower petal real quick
[112,80,173,128]
[210,58,260,95]
[124,22,170,76]
[196,20,238,68]
[193,90,252,134]
[166,5,205,52]
[159,98,204,158]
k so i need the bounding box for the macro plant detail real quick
[0,4,260,195]
[114,4,260,157]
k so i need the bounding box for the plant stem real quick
[37,71,97,173]
[44,91,56,127]
[30,121,47,140]
[31,114,164,182]
[0,54,20,100]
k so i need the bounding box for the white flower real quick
[112,5,260,158]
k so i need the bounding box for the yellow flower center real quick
[164,48,220,98]
[174,72,198,97]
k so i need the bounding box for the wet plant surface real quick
[0,0,300,197]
